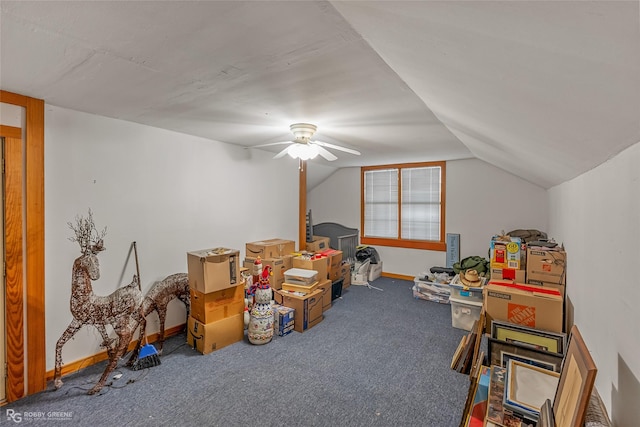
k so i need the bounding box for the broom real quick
[130,241,161,370]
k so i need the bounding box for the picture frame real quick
[538,399,555,427]
[491,319,566,355]
[553,325,597,427]
[487,337,563,373]
[504,359,560,416]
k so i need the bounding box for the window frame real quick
[360,161,446,251]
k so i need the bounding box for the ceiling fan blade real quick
[312,140,361,156]
[250,141,292,149]
[316,145,338,161]
[273,146,291,159]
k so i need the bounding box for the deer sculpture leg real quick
[125,310,148,366]
[95,324,116,359]
[88,324,135,395]
[54,319,84,389]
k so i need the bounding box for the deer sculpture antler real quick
[67,208,107,254]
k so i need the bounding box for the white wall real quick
[308,158,548,277]
[45,105,300,369]
[548,141,640,426]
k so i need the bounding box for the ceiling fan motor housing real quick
[290,123,317,142]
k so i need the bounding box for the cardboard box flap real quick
[188,247,237,261]
[487,280,562,299]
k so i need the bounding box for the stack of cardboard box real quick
[274,266,325,333]
[243,238,296,290]
[186,248,244,354]
[483,235,568,334]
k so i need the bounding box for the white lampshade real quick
[287,143,318,160]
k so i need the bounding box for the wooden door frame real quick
[0,91,45,400]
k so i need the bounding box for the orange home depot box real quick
[292,255,328,281]
[274,289,323,333]
[246,239,295,259]
[189,284,244,324]
[526,248,566,286]
[484,280,563,333]
[186,314,243,355]
[187,248,240,293]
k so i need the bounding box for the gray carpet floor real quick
[6,277,471,426]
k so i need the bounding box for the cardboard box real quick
[526,279,565,296]
[292,255,328,281]
[331,262,351,285]
[187,248,240,293]
[189,284,244,324]
[342,264,351,289]
[243,257,287,290]
[484,280,563,333]
[491,268,526,283]
[320,249,343,281]
[246,238,295,259]
[306,236,331,252]
[272,304,295,336]
[186,314,243,355]
[490,236,526,270]
[526,248,566,286]
[274,289,323,333]
[316,279,332,311]
[282,281,320,294]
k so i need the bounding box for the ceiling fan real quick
[251,123,361,161]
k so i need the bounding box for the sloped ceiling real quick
[1,1,638,189]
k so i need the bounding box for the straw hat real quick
[460,269,482,287]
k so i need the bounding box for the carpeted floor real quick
[6,277,471,426]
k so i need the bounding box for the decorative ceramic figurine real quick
[247,265,274,345]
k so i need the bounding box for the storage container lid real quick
[448,296,483,307]
[284,268,318,279]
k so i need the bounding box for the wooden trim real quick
[1,90,46,399]
[26,97,46,394]
[3,128,24,402]
[0,126,21,139]
[44,324,186,381]
[0,91,28,106]
[298,159,307,251]
[381,272,414,281]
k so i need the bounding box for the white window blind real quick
[401,166,441,241]
[364,169,398,238]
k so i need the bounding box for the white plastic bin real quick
[449,296,483,331]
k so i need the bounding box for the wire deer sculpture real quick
[54,210,143,395]
[126,272,190,366]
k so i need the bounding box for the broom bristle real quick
[131,344,161,371]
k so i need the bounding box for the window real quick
[361,161,446,251]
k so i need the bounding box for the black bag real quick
[356,246,380,264]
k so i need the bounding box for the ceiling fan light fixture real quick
[287,143,318,160]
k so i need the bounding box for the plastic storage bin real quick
[284,268,318,286]
[449,296,483,331]
[449,284,484,304]
[413,277,451,304]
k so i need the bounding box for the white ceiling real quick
[1,1,638,189]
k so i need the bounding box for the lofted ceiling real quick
[1,1,638,189]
